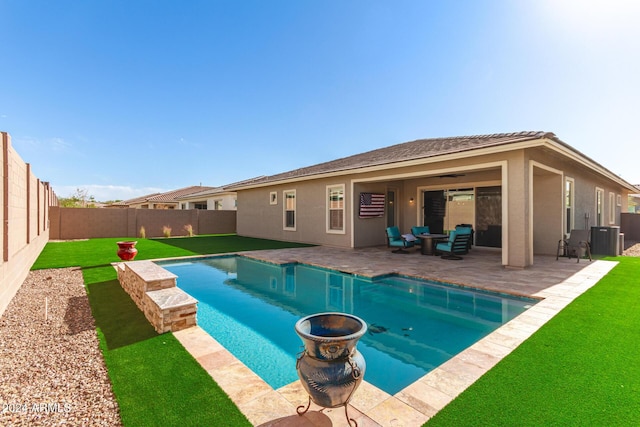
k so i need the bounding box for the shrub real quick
[162,226,172,238]
[184,224,194,237]
[139,226,146,239]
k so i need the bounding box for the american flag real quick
[359,193,385,218]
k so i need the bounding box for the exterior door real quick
[423,190,446,234]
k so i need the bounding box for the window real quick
[595,187,604,226]
[565,178,574,234]
[609,192,616,224]
[327,185,345,233]
[283,190,296,230]
[194,202,207,210]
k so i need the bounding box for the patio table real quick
[417,233,449,255]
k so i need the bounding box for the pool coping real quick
[166,253,617,426]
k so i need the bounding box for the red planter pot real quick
[116,241,138,261]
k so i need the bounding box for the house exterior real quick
[227,131,637,269]
[108,186,215,209]
[175,187,238,211]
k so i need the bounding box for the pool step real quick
[116,260,198,334]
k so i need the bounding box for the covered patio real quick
[351,159,565,270]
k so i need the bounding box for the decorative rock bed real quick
[0,268,121,426]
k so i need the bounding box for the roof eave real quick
[230,137,549,190]
[231,135,637,192]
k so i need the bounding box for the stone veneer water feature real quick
[116,260,197,333]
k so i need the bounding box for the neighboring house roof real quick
[175,187,236,200]
[175,177,265,200]
[108,186,215,207]
[226,131,637,191]
[145,186,216,203]
[108,193,162,207]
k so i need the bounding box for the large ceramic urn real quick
[294,312,367,425]
[116,241,138,261]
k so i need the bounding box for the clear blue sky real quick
[1,0,638,201]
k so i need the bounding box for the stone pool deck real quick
[172,246,617,426]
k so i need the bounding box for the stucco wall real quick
[50,207,236,239]
[237,178,352,247]
[236,143,634,269]
[1,132,53,317]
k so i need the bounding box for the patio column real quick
[504,153,532,268]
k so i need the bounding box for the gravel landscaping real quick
[0,268,121,426]
[623,240,640,257]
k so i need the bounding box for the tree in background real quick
[58,188,97,208]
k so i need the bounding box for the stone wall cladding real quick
[116,261,197,334]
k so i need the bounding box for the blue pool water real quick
[160,256,534,395]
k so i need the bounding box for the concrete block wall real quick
[0,132,55,317]
[50,206,236,239]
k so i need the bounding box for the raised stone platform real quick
[116,260,197,334]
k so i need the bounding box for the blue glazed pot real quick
[295,312,367,409]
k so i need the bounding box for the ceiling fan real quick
[437,173,465,178]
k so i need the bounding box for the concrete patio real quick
[173,246,617,426]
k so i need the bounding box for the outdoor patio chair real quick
[434,230,471,260]
[386,226,416,254]
[557,229,592,263]
[455,224,473,251]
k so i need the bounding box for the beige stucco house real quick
[175,186,238,211]
[228,131,636,269]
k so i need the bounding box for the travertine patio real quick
[173,246,617,426]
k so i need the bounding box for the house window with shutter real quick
[284,190,296,230]
[327,185,345,233]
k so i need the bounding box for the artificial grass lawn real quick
[425,256,640,426]
[33,235,640,425]
[31,235,311,426]
[33,234,311,270]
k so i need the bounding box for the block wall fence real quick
[49,207,236,239]
[0,132,57,317]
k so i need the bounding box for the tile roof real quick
[109,193,162,206]
[109,186,215,206]
[175,176,266,199]
[228,131,556,187]
[146,186,216,202]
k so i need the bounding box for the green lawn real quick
[32,235,311,427]
[425,256,640,426]
[31,236,640,425]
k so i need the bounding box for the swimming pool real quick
[160,255,534,395]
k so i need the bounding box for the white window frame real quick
[283,190,296,231]
[609,192,616,224]
[565,177,575,235]
[595,187,604,226]
[617,194,622,206]
[326,184,345,234]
